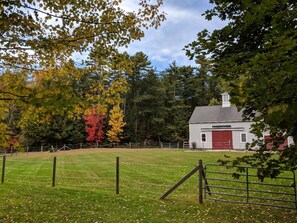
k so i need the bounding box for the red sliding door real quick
[212,131,233,150]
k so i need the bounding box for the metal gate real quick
[204,164,297,210]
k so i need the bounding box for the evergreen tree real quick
[133,69,166,143]
[161,62,193,142]
[192,55,221,107]
[124,52,153,142]
[22,114,86,146]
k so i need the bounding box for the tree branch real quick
[21,4,125,26]
[0,91,28,98]
[0,98,17,101]
[0,47,32,50]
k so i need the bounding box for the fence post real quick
[52,157,57,187]
[1,156,6,184]
[116,157,120,194]
[293,171,297,210]
[199,159,203,204]
[246,167,249,203]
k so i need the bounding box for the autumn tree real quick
[1,0,165,70]
[15,62,90,146]
[186,0,297,176]
[0,71,28,149]
[84,107,106,144]
[1,1,166,147]
[107,104,126,143]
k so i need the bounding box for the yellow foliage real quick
[268,104,288,114]
[107,104,126,143]
[0,123,9,145]
[84,104,107,116]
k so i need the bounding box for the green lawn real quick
[0,149,296,223]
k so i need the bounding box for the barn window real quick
[241,133,247,143]
[201,133,206,142]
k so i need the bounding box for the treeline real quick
[0,52,221,149]
[124,52,221,143]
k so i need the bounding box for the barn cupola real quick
[222,92,231,107]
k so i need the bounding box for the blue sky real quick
[71,1,226,71]
[122,0,226,71]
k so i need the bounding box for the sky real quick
[120,0,227,71]
[70,0,226,71]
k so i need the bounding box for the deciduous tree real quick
[84,107,105,143]
[186,0,297,175]
[107,104,125,143]
[1,0,165,70]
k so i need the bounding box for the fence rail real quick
[0,141,189,154]
[0,155,194,195]
[204,164,297,210]
[2,155,296,210]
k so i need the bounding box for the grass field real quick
[0,149,296,223]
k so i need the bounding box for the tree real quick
[22,113,86,146]
[193,55,221,107]
[84,107,105,143]
[161,62,193,142]
[1,0,165,70]
[124,52,154,142]
[136,69,166,143]
[185,0,297,176]
[107,104,125,143]
[125,67,166,143]
[7,63,89,146]
[0,71,28,149]
[18,61,87,121]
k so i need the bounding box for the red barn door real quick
[212,131,233,150]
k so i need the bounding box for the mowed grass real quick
[0,149,296,223]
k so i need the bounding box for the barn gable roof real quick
[189,105,246,124]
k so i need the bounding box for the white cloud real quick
[121,0,227,70]
[120,0,139,12]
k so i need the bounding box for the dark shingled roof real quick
[189,106,245,124]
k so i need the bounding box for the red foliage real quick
[83,109,105,143]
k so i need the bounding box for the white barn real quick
[189,92,256,150]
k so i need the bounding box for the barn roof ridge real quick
[189,105,250,124]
